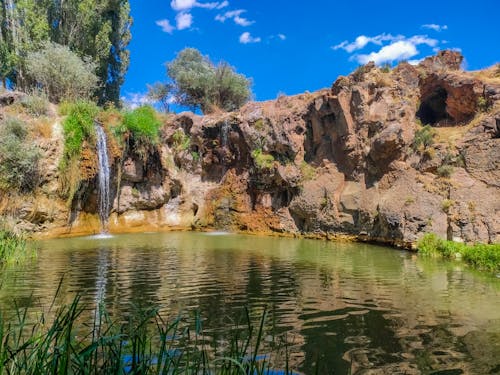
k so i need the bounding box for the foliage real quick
[0,225,35,266]
[299,161,316,181]
[412,125,436,153]
[61,101,99,160]
[147,82,174,112]
[20,92,49,116]
[0,296,293,374]
[25,42,99,103]
[119,106,162,160]
[167,48,252,113]
[172,129,191,151]
[477,96,490,112]
[0,117,40,192]
[122,105,162,143]
[0,0,131,104]
[417,233,500,272]
[437,164,454,178]
[252,148,275,169]
[441,199,454,213]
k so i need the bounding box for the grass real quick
[121,105,162,144]
[61,101,100,159]
[417,233,500,273]
[0,294,296,374]
[0,227,35,266]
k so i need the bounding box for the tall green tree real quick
[0,0,131,104]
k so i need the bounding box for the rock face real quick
[3,51,500,246]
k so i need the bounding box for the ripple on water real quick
[0,232,499,374]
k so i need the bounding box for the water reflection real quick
[0,232,499,374]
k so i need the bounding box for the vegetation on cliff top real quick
[418,233,500,273]
[157,48,252,114]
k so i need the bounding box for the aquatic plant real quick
[0,294,297,374]
[0,226,35,266]
[417,233,500,272]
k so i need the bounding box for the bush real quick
[437,164,454,178]
[20,93,50,116]
[172,129,190,151]
[252,148,275,169]
[0,117,40,192]
[119,106,162,160]
[417,233,500,272]
[122,105,161,143]
[412,125,436,153]
[25,42,99,103]
[167,48,251,113]
[61,101,100,160]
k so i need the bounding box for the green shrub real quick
[25,42,99,103]
[441,199,454,213]
[437,164,454,178]
[172,129,191,151]
[477,96,490,112]
[20,93,50,116]
[300,161,316,181]
[0,117,40,192]
[252,148,275,169]
[61,101,99,159]
[417,233,500,272]
[412,125,436,153]
[122,105,161,143]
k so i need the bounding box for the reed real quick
[0,228,35,266]
[0,294,296,374]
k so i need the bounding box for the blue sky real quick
[123,0,500,107]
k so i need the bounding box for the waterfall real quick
[95,122,111,232]
[221,119,229,149]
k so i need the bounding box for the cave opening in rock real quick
[417,87,452,125]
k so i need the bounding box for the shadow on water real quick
[0,232,499,373]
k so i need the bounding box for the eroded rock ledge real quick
[4,51,500,247]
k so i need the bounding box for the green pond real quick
[1,232,499,374]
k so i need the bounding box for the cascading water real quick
[95,122,111,232]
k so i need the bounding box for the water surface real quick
[1,232,499,374]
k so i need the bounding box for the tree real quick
[0,0,132,104]
[147,82,174,112]
[25,42,99,103]
[167,48,252,113]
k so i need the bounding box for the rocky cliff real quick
[2,51,499,247]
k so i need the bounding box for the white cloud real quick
[354,41,418,65]
[170,0,225,11]
[176,12,193,30]
[333,34,399,53]
[215,9,254,26]
[422,24,448,32]
[239,32,261,44]
[216,1,229,9]
[156,19,175,34]
[333,32,442,66]
[407,35,439,47]
[278,34,286,40]
[121,93,152,110]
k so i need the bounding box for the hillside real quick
[0,51,499,248]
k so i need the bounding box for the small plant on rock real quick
[412,125,436,154]
[252,148,275,169]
